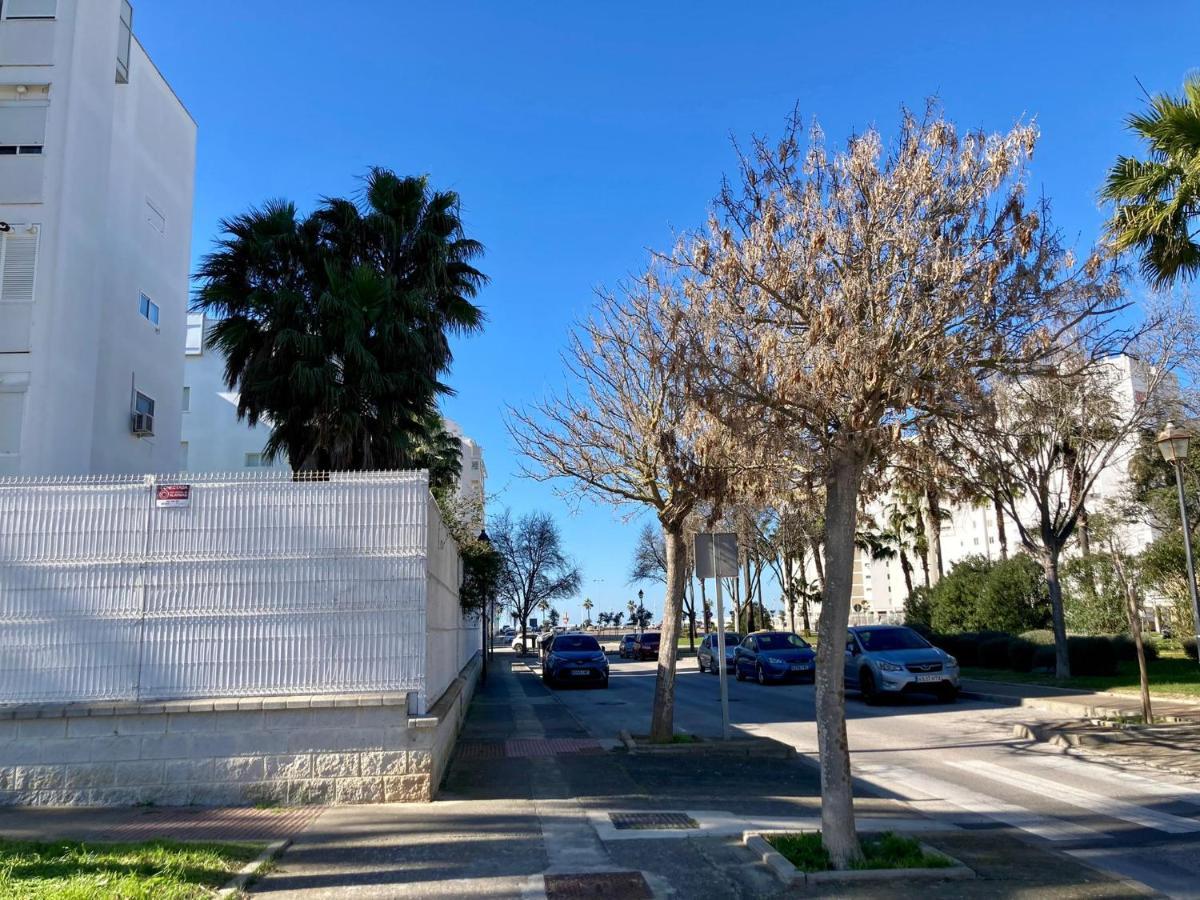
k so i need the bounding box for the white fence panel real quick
[423,496,479,712]
[0,470,466,707]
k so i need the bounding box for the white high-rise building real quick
[0,0,196,476]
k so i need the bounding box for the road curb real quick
[743,831,974,887]
[960,689,1168,721]
[215,838,290,898]
[1012,721,1200,778]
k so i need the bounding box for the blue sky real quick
[139,1,1200,625]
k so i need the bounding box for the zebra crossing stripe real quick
[947,760,1200,835]
[855,763,1105,842]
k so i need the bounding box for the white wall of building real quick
[0,0,195,476]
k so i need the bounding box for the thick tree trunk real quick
[1044,546,1071,679]
[992,494,1008,560]
[685,577,696,649]
[649,523,688,743]
[810,537,826,590]
[815,451,865,868]
[925,488,944,584]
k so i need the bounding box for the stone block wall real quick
[0,654,480,807]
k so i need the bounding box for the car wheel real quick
[734,663,745,682]
[698,657,706,672]
[756,663,767,685]
[936,684,958,703]
[859,668,879,704]
[600,675,609,689]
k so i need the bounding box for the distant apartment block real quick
[0,0,196,475]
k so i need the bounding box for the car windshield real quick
[857,628,930,652]
[553,635,601,652]
[640,634,660,643]
[717,633,741,644]
[755,633,809,650]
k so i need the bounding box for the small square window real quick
[17,145,42,155]
[139,293,159,325]
[185,313,203,354]
[181,386,190,412]
[244,452,263,468]
[134,392,154,417]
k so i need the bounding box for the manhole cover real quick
[544,871,652,899]
[609,812,698,830]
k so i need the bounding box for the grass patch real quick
[0,838,265,899]
[961,649,1200,700]
[766,832,952,872]
[670,733,699,744]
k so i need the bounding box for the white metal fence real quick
[0,470,478,713]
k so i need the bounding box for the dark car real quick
[697,632,742,674]
[542,633,609,688]
[618,633,638,658]
[734,631,816,684]
[633,632,661,660]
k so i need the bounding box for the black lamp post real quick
[477,528,491,684]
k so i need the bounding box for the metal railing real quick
[0,470,475,711]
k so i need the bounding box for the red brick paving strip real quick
[456,738,602,760]
[102,806,322,842]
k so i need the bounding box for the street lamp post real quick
[637,589,645,635]
[1157,422,1200,665]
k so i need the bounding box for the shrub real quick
[932,633,979,667]
[1019,629,1055,645]
[1033,636,1120,676]
[1105,634,1159,663]
[1062,555,1128,635]
[928,557,993,634]
[1184,638,1198,661]
[907,621,935,642]
[1007,638,1037,672]
[979,636,1013,669]
[925,554,1051,635]
[1031,644,1056,672]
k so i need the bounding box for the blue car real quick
[542,633,609,688]
[734,631,815,684]
[845,625,959,703]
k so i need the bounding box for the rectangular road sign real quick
[694,532,738,579]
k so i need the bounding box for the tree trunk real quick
[815,450,865,868]
[756,559,766,629]
[1111,548,1152,723]
[992,493,1008,560]
[1078,505,1091,557]
[649,523,688,743]
[686,577,696,649]
[743,551,754,632]
[899,550,914,597]
[1044,547,1071,679]
[810,537,826,590]
[925,488,944,585]
[699,577,711,632]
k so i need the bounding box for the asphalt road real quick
[547,653,1200,899]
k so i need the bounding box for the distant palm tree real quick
[1103,76,1200,288]
[582,597,594,625]
[194,169,486,477]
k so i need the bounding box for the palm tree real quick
[194,169,487,478]
[582,597,594,625]
[1103,75,1200,288]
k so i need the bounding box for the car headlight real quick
[945,655,958,668]
[765,655,788,664]
[877,661,905,672]
[593,654,607,663]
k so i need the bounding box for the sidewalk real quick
[961,677,1200,722]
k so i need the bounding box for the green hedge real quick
[1031,636,1118,676]
[931,630,1130,676]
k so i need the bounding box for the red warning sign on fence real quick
[155,484,191,508]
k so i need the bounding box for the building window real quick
[244,452,264,468]
[1,0,58,19]
[185,313,203,354]
[138,292,159,325]
[0,145,42,155]
[115,1,133,83]
[132,391,154,435]
[0,226,38,304]
[471,460,479,470]
[181,386,190,412]
[179,441,188,469]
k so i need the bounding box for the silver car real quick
[697,632,742,674]
[844,625,959,703]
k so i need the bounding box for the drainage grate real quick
[609,812,698,830]
[544,871,652,899]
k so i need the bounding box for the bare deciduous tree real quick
[490,509,582,652]
[682,106,1121,866]
[509,274,729,742]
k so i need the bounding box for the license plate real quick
[790,664,810,671]
[572,669,589,676]
[915,674,942,683]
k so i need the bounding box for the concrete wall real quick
[0,654,481,807]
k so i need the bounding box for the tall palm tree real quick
[582,597,594,625]
[1103,76,1200,288]
[193,169,487,478]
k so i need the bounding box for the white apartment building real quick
[182,315,488,504]
[180,314,284,472]
[0,0,195,476]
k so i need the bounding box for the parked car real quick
[511,634,531,654]
[734,631,815,684]
[845,625,959,703]
[542,633,609,688]
[633,632,661,660]
[499,626,516,637]
[618,634,638,658]
[697,632,742,674]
